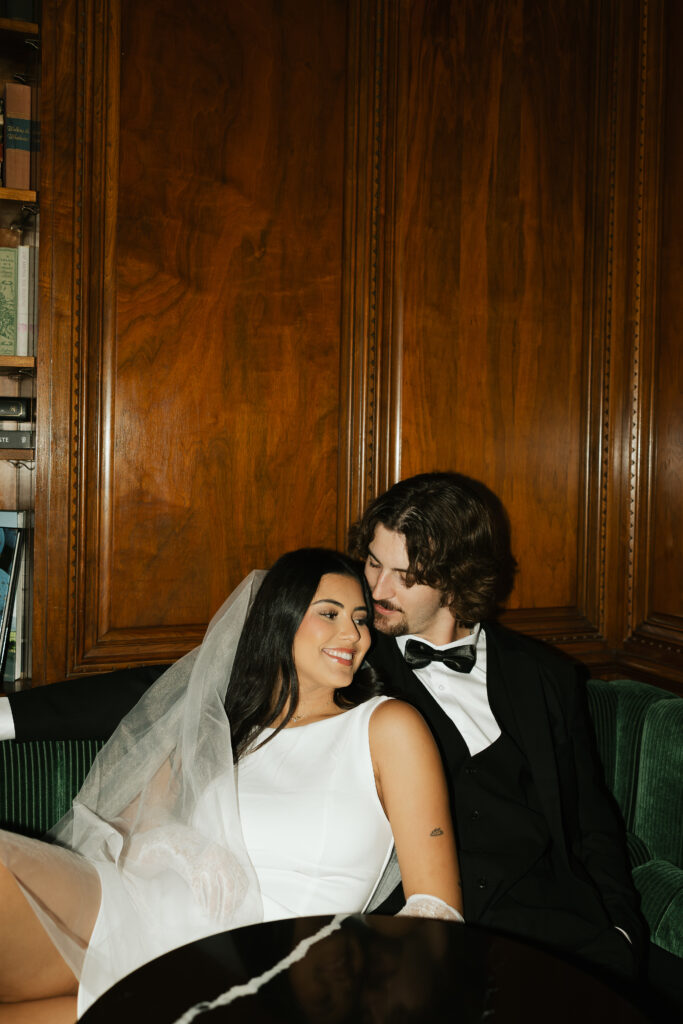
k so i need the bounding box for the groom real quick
[347,472,643,979]
[1,472,642,977]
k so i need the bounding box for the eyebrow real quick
[312,599,369,612]
[367,546,409,574]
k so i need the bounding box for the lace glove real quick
[124,825,247,921]
[397,893,464,922]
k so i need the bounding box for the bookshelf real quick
[0,18,38,37]
[0,12,39,689]
[0,356,35,458]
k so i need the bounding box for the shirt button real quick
[465,767,477,775]
[477,877,488,889]
[470,810,480,821]
[438,684,445,692]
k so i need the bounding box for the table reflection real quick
[81,915,649,1024]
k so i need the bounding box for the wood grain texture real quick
[35,0,349,674]
[31,0,681,689]
[393,0,593,617]
[95,0,347,656]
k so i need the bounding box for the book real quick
[0,510,27,686]
[0,96,4,186]
[16,242,29,355]
[0,428,34,448]
[30,80,39,191]
[0,246,17,354]
[3,82,31,190]
[20,212,38,355]
[0,396,33,419]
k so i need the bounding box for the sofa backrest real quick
[586,678,679,854]
[633,696,683,869]
[0,738,103,836]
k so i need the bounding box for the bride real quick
[0,548,462,1022]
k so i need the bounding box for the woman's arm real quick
[369,699,463,916]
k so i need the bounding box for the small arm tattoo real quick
[430,827,444,836]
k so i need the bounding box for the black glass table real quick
[80,915,650,1023]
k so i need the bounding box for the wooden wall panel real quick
[348,0,682,686]
[377,0,600,636]
[35,0,350,677]
[33,0,681,689]
[91,0,348,662]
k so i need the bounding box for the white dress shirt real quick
[395,625,500,757]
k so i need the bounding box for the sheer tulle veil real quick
[0,570,267,1015]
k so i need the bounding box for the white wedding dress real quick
[236,696,394,921]
[1,694,395,1017]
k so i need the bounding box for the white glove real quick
[397,893,464,922]
[124,825,246,921]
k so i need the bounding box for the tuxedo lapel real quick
[369,636,469,780]
[484,624,567,851]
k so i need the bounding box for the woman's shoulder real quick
[367,698,439,772]
[368,696,429,737]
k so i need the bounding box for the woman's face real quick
[292,573,371,697]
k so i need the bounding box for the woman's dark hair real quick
[225,548,379,760]
[348,472,517,626]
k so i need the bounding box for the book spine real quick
[3,82,31,190]
[0,96,4,187]
[0,247,18,354]
[0,396,32,419]
[0,429,34,448]
[20,213,38,355]
[0,515,25,685]
[16,243,29,356]
[30,77,39,192]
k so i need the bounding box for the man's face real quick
[363,524,458,644]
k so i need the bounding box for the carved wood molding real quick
[68,0,121,666]
[576,0,622,647]
[626,0,657,637]
[623,0,682,666]
[338,0,403,546]
[66,0,95,670]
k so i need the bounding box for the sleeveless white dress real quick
[236,695,395,921]
[0,695,395,1017]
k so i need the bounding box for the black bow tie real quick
[403,638,476,674]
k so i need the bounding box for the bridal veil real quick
[0,571,266,1015]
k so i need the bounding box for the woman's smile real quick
[292,573,371,699]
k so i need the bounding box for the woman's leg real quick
[0,861,79,1002]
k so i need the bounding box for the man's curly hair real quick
[348,472,517,627]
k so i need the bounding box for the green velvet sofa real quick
[585,679,682,963]
[0,678,681,998]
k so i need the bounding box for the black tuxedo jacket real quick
[367,624,644,958]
